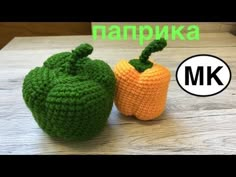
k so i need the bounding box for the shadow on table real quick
[44,123,117,152]
[39,106,181,153]
[116,110,171,125]
[112,108,182,140]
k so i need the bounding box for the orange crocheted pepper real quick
[114,38,171,120]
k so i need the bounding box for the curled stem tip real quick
[139,38,167,63]
[66,43,93,74]
[129,38,167,72]
[72,43,93,58]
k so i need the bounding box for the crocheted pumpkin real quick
[114,38,170,120]
[22,43,116,140]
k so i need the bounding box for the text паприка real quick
[92,24,200,45]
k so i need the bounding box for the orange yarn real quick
[114,39,171,120]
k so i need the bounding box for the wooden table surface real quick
[1,33,236,154]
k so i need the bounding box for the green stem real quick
[67,43,93,74]
[71,43,93,64]
[129,38,167,72]
[139,38,167,62]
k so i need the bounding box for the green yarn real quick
[129,38,167,72]
[22,43,116,141]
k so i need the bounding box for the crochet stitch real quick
[22,43,116,140]
[114,39,171,120]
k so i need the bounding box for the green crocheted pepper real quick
[22,44,116,140]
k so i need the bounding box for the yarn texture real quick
[114,39,171,120]
[22,43,116,140]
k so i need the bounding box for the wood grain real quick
[0,33,235,154]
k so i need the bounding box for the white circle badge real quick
[176,54,231,97]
